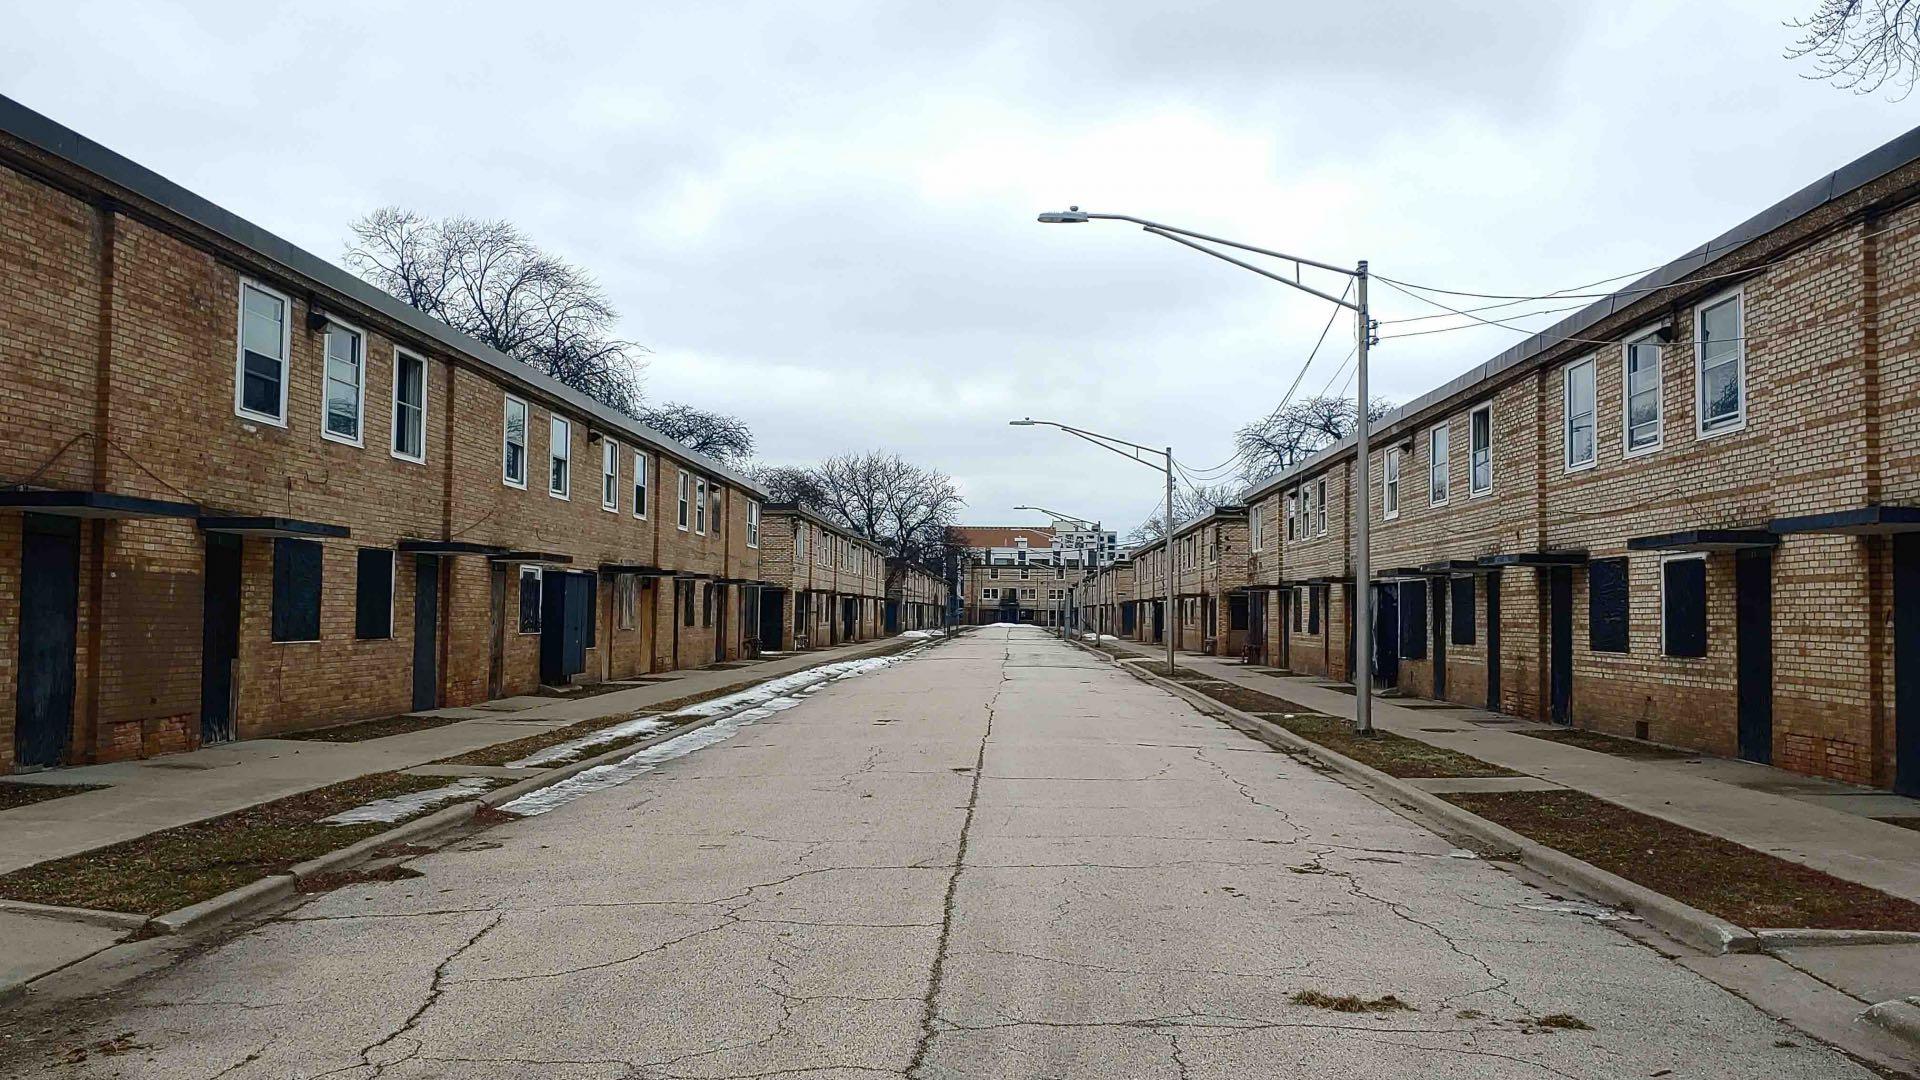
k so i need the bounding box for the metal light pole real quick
[1037,208,1376,734]
[1010,421,1176,676]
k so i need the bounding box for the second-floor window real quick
[1697,291,1745,435]
[601,439,619,511]
[1429,424,1449,505]
[1565,357,1596,470]
[1250,505,1263,551]
[548,415,571,498]
[1624,331,1664,454]
[237,280,291,424]
[503,396,527,487]
[391,349,426,462]
[1284,495,1296,541]
[322,321,365,444]
[1383,448,1401,519]
[677,470,691,529]
[694,478,708,534]
[747,500,761,547]
[633,451,649,518]
[1315,479,1328,535]
[1470,404,1493,495]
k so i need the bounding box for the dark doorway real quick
[1895,535,1920,795]
[1486,573,1503,712]
[1243,592,1263,664]
[760,588,786,649]
[1735,548,1775,765]
[1121,602,1136,636]
[714,586,728,663]
[15,515,79,768]
[1152,600,1164,643]
[841,597,855,642]
[885,600,900,634]
[1431,576,1447,700]
[199,532,243,745]
[541,571,591,686]
[1342,583,1356,682]
[412,555,439,711]
[1373,582,1400,688]
[488,563,507,699]
[1548,567,1573,724]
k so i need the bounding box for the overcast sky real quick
[5,2,1914,536]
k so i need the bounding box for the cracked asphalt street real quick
[3,626,1872,1079]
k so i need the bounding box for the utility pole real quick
[1353,261,1375,734]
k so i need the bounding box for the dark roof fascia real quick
[1477,551,1589,567]
[397,539,508,556]
[1625,529,1780,552]
[1244,121,1920,505]
[0,93,765,499]
[197,515,349,539]
[1770,505,1920,535]
[0,489,199,519]
[1169,504,1248,541]
[763,503,884,551]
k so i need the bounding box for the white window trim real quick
[601,438,619,512]
[1382,447,1401,521]
[1659,552,1708,658]
[1428,424,1450,507]
[1620,329,1666,459]
[518,565,544,635]
[319,317,368,448]
[548,415,572,500]
[694,477,708,535]
[1695,287,1747,439]
[234,278,292,427]
[747,499,761,548]
[1563,355,1598,473]
[676,469,691,531]
[389,347,428,464]
[502,394,529,489]
[633,451,650,520]
[1468,403,1494,498]
[1315,479,1328,536]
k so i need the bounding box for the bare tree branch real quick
[1787,0,1920,95]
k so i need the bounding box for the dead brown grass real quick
[1290,990,1415,1013]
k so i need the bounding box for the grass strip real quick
[278,714,464,743]
[0,772,475,916]
[1444,789,1920,930]
[0,782,107,812]
[1515,728,1693,760]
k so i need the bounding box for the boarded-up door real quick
[15,515,79,768]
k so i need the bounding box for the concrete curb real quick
[1755,928,1920,951]
[1863,997,1920,1050]
[137,635,944,940]
[0,899,149,931]
[1074,639,1761,956]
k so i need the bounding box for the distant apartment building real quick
[1242,123,1920,794]
[954,522,1114,625]
[0,96,766,773]
[756,505,887,651]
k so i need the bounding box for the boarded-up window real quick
[1588,558,1630,653]
[1292,587,1303,633]
[1308,587,1322,635]
[1662,557,1707,657]
[354,548,393,640]
[1450,575,1475,645]
[1399,580,1427,660]
[682,581,696,626]
[519,566,543,634]
[272,538,322,642]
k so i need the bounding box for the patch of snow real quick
[509,715,672,768]
[1518,900,1642,922]
[322,778,493,826]
[898,629,936,639]
[1080,633,1120,641]
[1445,848,1480,860]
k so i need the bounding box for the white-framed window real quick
[1250,504,1264,552]
[1696,289,1745,436]
[321,319,366,445]
[632,451,649,518]
[1284,494,1297,542]
[502,395,528,488]
[676,469,691,529]
[983,587,999,600]
[1623,330,1664,456]
[601,438,619,511]
[747,500,761,548]
[1429,424,1449,505]
[1564,356,1597,471]
[694,477,708,534]
[235,279,291,426]
[989,567,999,579]
[1383,447,1402,520]
[1299,486,1313,540]
[1469,403,1493,496]
[1315,479,1328,536]
[548,415,571,498]
[390,348,427,463]
[518,565,543,634]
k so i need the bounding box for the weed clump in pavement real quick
[1534,1013,1592,1030]
[1290,990,1415,1013]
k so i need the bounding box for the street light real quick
[1037,207,1378,734]
[1010,418,1176,676]
[1013,503,1104,640]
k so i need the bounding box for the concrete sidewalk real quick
[1096,637,1920,903]
[0,635,923,878]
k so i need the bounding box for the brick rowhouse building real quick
[1073,554,1134,639]
[756,505,887,651]
[1168,506,1251,657]
[1245,123,1920,794]
[885,557,947,633]
[0,95,771,772]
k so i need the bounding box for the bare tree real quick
[345,208,647,414]
[752,451,965,568]
[1233,394,1394,485]
[1788,1,1920,94]
[641,402,754,465]
[1127,480,1243,545]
